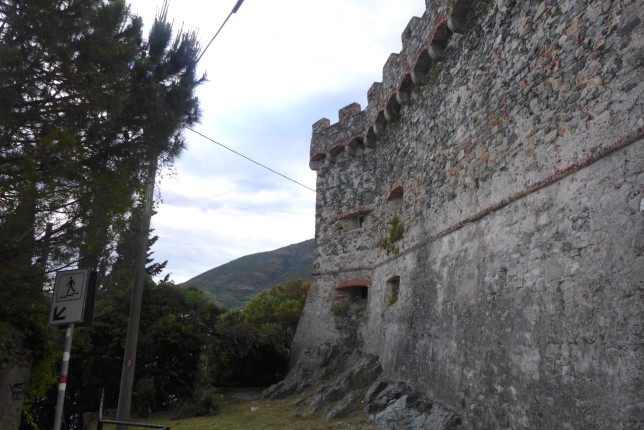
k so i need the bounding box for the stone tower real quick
[288,1,643,428]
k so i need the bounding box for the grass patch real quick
[125,390,374,430]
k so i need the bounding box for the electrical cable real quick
[185,126,317,193]
[195,0,245,64]
[190,0,316,194]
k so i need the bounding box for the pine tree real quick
[0,0,203,426]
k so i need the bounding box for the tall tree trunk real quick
[0,185,39,430]
[0,328,33,430]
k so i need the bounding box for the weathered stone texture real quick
[291,0,643,428]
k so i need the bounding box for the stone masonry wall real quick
[291,0,643,428]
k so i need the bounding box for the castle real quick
[289,0,643,428]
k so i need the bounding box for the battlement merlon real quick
[308,0,476,171]
[309,104,368,170]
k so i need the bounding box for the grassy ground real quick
[101,389,374,430]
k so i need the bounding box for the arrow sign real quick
[49,269,89,326]
[53,306,67,321]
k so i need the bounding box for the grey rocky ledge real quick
[264,343,462,429]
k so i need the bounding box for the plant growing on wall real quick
[331,301,351,316]
[388,294,398,306]
[381,215,404,256]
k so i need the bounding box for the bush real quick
[197,386,220,416]
[331,302,350,316]
[134,377,156,418]
[203,280,311,387]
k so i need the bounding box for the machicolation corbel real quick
[309,0,478,171]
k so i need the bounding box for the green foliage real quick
[22,275,310,427]
[331,302,351,316]
[241,280,310,343]
[137,282,221,401]
[135,377,157,418]
[203,280,310,387]
[196,386,220,417]
[388,295,398,306]
[381,215,404,256]
[432,62,444,79]
[22,205,220,428]
[56,281,221,426]
[1,0,204,425]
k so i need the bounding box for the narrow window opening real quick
[389,188,403,200]
[385,276,400,306]
[337,207,374,233]
[340,214,368,231]
[332,283,370,317]
[387,182,404,210]
[341,285,368,303]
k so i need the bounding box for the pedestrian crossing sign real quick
[49,269,95,326]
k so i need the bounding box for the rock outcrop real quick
[266,342,462,429]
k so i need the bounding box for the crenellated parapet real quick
[309,0,477,170]
[309,104,368,170]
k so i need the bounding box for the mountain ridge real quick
[181,238,314,309]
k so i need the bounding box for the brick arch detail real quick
[334,278,372,290]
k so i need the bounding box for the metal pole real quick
[115,163,156,429]
[53,324,74,430]
[98,389,104,430]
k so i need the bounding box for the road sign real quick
[49,269,90,326]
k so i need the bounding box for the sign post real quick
[53,324,73,430]
[49,269,96,430]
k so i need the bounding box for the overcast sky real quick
[128,0,427,283]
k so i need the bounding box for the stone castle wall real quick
[291,0,643,428]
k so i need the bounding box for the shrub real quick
[382,215,404,255]
[331,302,350,316]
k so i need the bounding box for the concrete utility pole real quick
[113,3,245,426]
[115,163,156,429]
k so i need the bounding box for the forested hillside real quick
[182,239,314,308]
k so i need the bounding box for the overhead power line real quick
[189,0,315,194]
[195,0,245,64]
[185,126,317,193]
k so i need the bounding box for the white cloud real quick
[128,0,427,283]
[152,196,315,283]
